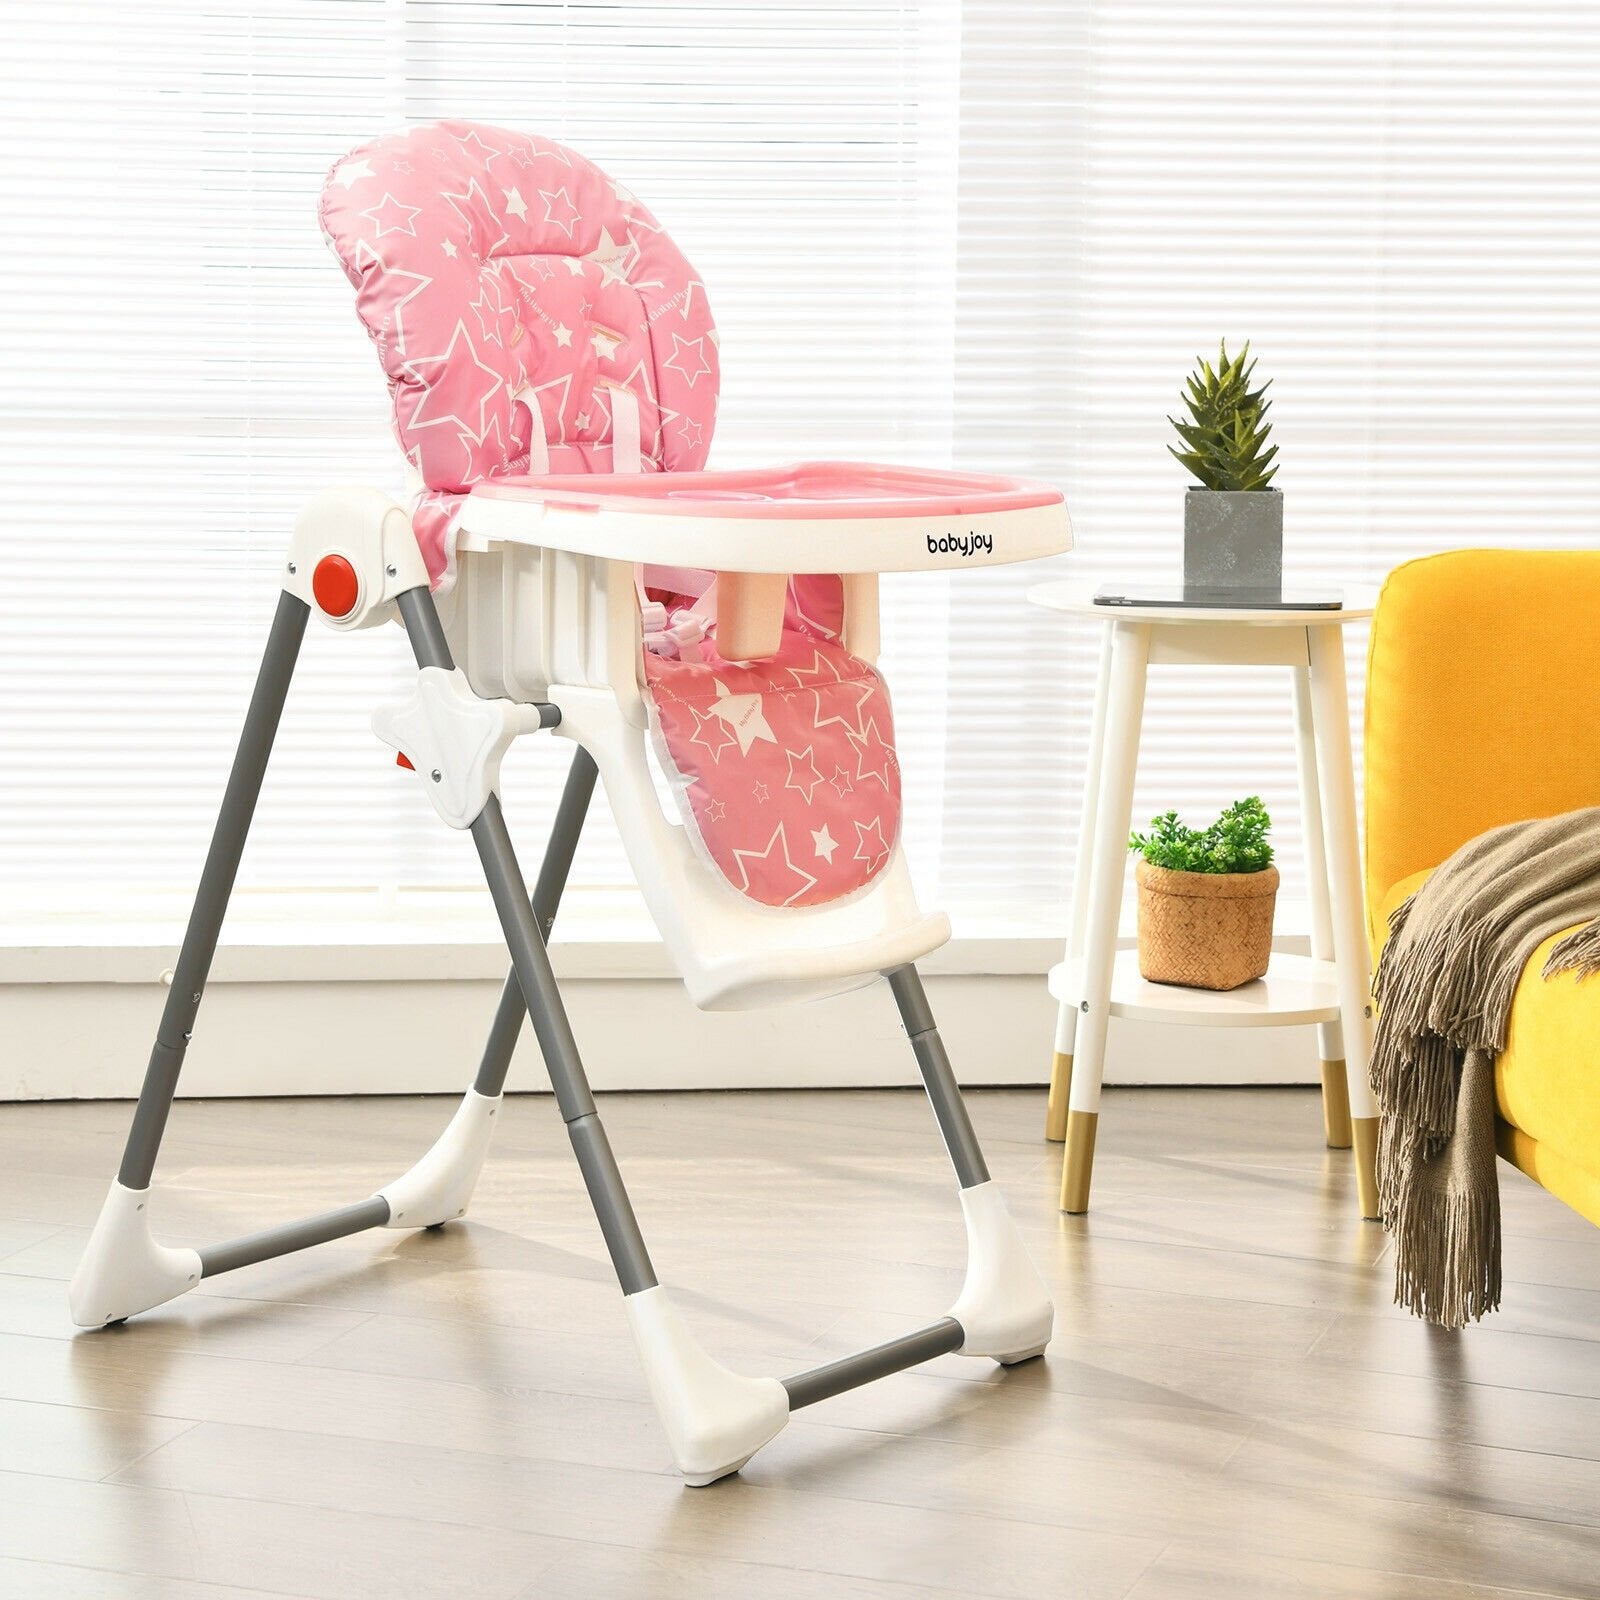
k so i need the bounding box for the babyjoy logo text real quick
[926,530,994,558]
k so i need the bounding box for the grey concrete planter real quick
[1183,489,1283,591]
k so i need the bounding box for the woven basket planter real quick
[1135,860,1280,991]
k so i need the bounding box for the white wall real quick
[2,909,1319,1101]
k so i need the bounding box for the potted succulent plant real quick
[1129,797,1278,990]
[1169,341,1281,591]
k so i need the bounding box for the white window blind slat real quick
[2,2,1596,925]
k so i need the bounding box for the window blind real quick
[942,0,1600,908]
[2,2,1596,927]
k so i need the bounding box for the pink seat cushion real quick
[323,121,900,907]
[319,120,719,584]
[644,575,901,906]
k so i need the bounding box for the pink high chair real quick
[71,121,1071,1484]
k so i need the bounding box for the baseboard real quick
[2,968,1319,1101]
[2,891,1324,1100]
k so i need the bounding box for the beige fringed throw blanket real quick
[1372,806,1600,1328]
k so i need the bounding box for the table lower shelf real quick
[1048,950,1342,1028]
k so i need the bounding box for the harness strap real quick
[513,385,551,474]
[607,382,642,475]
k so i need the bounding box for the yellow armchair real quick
[1365,549,1600,1225]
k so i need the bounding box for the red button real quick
[312,554,361,619]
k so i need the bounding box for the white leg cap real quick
[948,1181,1054,1363]
[624,1285,789,1485]
[377,1088,502,1228]
[68,1181,202,1328]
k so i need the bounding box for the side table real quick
[1028,581,1381,1219]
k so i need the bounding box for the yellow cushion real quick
[1363,550,1600,952]
[1373,870,1600,1226]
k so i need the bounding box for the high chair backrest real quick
[320,119,721,583]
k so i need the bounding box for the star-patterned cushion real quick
[644,574,902,907]
[323,121,901,907]
[320,120,719,584]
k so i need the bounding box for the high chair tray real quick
[458,461,1070,572]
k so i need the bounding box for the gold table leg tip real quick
[1320,1058,1353,1148]
[1060,1110,1098,1213]
[1045,1052,1073,1142]
[1351,1116,1381,1220]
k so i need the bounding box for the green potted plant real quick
[1129,797,1278,990]
[1169,340,1281,591]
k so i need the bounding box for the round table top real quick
[1027,578,1378,625]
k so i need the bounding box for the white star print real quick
[563,256,587,277]
[334,158,374,189]
[442,177,507,257]
[852,817,892,873]
[402,320,504,443]
[752,781,770,803]
[552,323,573,348]
[709,680,777,754]
[347,238,433,359]
[441,239,458,258]
[456,128,503,169]
[730,824,818,906]
[704,798,727,824]
[688,705,736,763]
[590,326,623,361]
[812,676,878,737]
[784,746,826,803]
[788,648,847,689]
[812,825,838,864]
[846,717,896,789]
[574,410,592,432]
[469,282,507,345]
[789,586,842,642]
[362,192,422,238]
[662,333,712,387]
[615,357,659,406]
[829,766,854,797]
[583,226,635,287]
[503,186,528,220]
[534,138,574,168]
[675,417,704,449]
[541,187,580,236]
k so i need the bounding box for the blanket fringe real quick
[1369,809,1600,1329]
[1543,917,1600,981]
[1390,1168,1502,1329]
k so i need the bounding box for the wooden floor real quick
[1,1086,1598,1599]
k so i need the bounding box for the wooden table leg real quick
[1306,624,1381,1219]
[1047,623,1114,1142]
[1060,620,1149,1213]
[1292,661,1351,1148]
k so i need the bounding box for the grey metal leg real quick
[199,1197,390,1278]
[887,965,991,1189]
[82,582,622,1317]
[783,1319,964,1410]
[117,590,310,1191]
[396,586,658,1297]
[472,748,598,1097]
